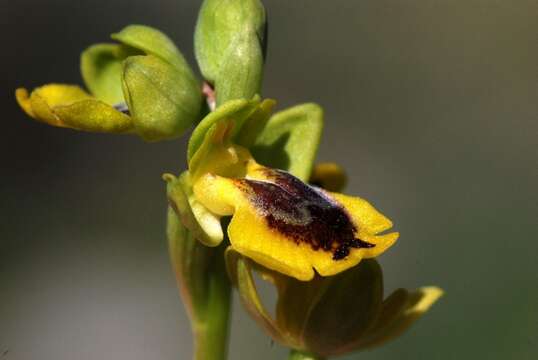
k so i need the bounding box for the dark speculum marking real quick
[238,169,374,260]
[113,102,130,115]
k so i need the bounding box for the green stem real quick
[193,271,231,360]
[288,350,326,360]
[167,208,232,360]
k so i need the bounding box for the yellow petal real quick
[15,88,36,118]
[16,84,132,133]
[330,192,395,235]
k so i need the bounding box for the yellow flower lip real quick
[235,168,375,261]
[185,112,398,281]
[191,142,398,280]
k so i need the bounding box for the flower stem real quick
[192,249,232,360]
[189,245,232,360]
[288,350,326,360]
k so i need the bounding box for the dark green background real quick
[1,1,536,359]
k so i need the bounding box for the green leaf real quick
[246,103,324,181]
[122,55,202,141]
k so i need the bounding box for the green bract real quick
[166,204,230,359]
[195,0,266,104]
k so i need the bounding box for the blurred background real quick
[1,0,537,359]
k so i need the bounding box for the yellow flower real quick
[15,25,202,142]
[227,251,443,357]
[183,119,399,281]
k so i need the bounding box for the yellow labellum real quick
[190,123,398,280]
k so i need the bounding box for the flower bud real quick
[226,249,442,357]
[17,25,202,142]
[309,163,347,192]
[194,0,266,104]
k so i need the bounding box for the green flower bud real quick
[226,249,443,357]
[17,25,201,142]
[194,0,267,104]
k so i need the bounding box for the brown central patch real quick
[238,169,374,260]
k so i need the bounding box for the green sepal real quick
[80,44,134,104]
[353,286,444,350]
[214,30,264,105]
[165,172,223,247]
[52,98,133,133]
[122,55,202,141]
[111,24,191,72]
[167,206,209,319]
[194,0,266,84]
[225,248,296,348]
[300,260,383,357]
[244,103,324,181]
